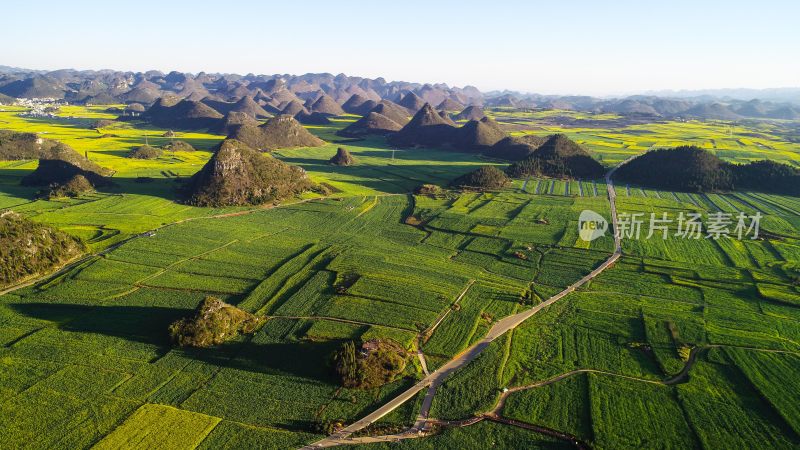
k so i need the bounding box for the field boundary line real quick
[0,196,332,299]
[302,157,631,448]
[267,315,416,333]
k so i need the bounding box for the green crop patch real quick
[589,374,696,448]
[677,360,799,449]
[429,335,510,419]
[726,348,800,435]
[1,104,799,448]
[197,421,317,450]
[502,373,593,441]
[94,404,221,450]
[424,282,520,359]
[350,420,569,449]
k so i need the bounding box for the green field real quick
[429,182,800,448]
[1,105,799,448]
[487,108,800,167]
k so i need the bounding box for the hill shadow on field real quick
[10,302,339,381]
[98,176,189,200]
[104,134,223,151]
[0,174,188,203]
[0,167,39,202]
[277,158,480,191]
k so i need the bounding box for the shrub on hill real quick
[535,134,590,159]
[451,166,509,190]
[415,184,443,195]
[45,174,94,198]
[186,139,312,206]
[0,210,85,287]
[0,130,46,160]
[505,134,605,179]
[127,144,162,159]
[91,119,116,129]
[168,296,262,348]
[615,146,734,192]
[21,140,112,188]
[732,159,800,196]
[333,339,407,389]
[437,98,465,112]
[615,146,800,194]
[281,99,308,116]
[231,95,271,119]
[454,116,507,149]
[487,135,548,161]
[162,140,195,152]
[341,94,377,115]
[309,94,345,116]
[398,92,426,112]
[330,147,355,166]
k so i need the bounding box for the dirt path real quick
[420,280,476,345]
[303,161,629,449]
[306,255,621,448]
[417,351,430,376]
[306,154,792,448]
[492,368,665,415]
[490,343,800,417]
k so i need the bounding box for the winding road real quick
[1,159,632,450]
[304,161,629,448]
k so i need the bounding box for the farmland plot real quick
[2,106,800,448]
[1,183,619,447]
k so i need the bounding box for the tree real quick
[451,166,509,190]
[335,341,358,383]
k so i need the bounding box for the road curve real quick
[303,162,628,449]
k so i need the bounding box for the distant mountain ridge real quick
[1,66,798,121]
[643,87,800,104]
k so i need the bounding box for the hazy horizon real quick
[2,0,797,96]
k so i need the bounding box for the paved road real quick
[304,162,629,449]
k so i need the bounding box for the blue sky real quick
[2,0,797,95]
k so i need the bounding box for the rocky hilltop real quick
[186,139,312,206]
[228,115,325,151]
[0,211,85,287]
[389,103,457,147]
